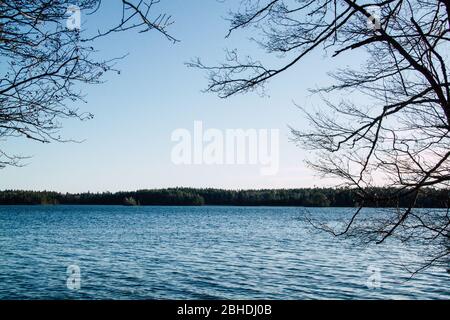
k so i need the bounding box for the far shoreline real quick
[0,204,447,210]
[0,187,448,209]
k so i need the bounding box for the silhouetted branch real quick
[192,0,450,273]
[0,0,175,165]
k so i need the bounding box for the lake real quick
[0,205,448,299]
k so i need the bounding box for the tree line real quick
[0,188,448,208]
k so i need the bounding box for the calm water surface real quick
[0,206,448,299]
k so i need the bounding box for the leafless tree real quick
[190,0,450,273]
[0,0,175,168]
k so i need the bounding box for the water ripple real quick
[0,205,448,300]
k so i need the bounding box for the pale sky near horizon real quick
[0,0,365,193]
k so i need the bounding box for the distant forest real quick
[0,188,448,208]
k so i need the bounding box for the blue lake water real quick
[0,205,448,300]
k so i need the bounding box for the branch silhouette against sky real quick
[190,0,450,272]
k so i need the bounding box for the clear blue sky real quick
[0,0,363,192]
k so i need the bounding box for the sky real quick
[0,0,364,192]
